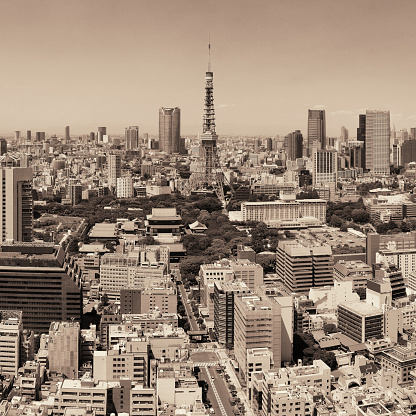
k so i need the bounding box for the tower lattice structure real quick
[189,45,232,203]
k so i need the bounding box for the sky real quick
[1,0,416,137]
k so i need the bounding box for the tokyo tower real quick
[189,43,232,204]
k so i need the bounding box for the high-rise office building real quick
[213,281,251,349]
[411,128,416,140]
[97,127,107,142]
[65,126,70,142]
[159,107,180,153]
[15,131,20,142]
[35,132,45,142]
[307,109,326,156]
[286,130,303,161]
[108,154,121,189]
[357,114,366,141]
[266,137,273,151]
[340,126,348,142]
[0,138,7,155]
[26,130,31,142]
[402,140,416,165]
[346,141,365,170]
[125,126,139,151]
[313,149,337,185]
[276,240,333,293]
[0,243,82,333]
[365,110,390,175]
[0,167,33,243]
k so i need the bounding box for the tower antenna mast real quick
[208,37,211,72]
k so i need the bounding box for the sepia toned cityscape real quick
[3,1,416,416]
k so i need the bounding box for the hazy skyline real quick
[2,0,416,137]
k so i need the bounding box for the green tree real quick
[100,293,109,307]
[179,256,206,283]
[256,254,276,274]
[351,209,369,224]
[323,323,338,334]
[328,215,343,228]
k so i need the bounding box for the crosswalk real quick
[192,361,219,367]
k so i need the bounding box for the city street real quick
[177,272,199,331]
[199,366,235,416]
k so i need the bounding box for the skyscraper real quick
[365,110,390,175]
[65,126,70,142]
[35,132,45,142]
[287,130,303,161]
[14,131,20,142]
[313,149,337,185]
[26,130,31,142]
[159,107,180,153]
[307,109,326,156]
[97,127,106,142]
[0,139,7,156]
[108,154,121,188]
[125,126,139,151]
[340,126,349,142]
[0,167,33,242]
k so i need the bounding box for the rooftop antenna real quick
[208,37,211,72]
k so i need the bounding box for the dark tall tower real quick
[287,130,303,161]
[357,114,366,169]
[65,126,70,142]
[357,114,366,141]
[189,44,231,203]
[159,108,180,153]
[97,127,106,142]
[307,110,326,156]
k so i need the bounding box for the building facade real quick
[0,167,33,243]
[159,107,180,154]
[307,109,326,156]
[365,110,390,175]
[0,243,82,334]
[125,126,139,151]
[276,241,333,293]
[338,301,383,343]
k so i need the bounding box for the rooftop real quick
[339,301,383,316]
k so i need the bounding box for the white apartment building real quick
[0,310,22,377]
[117,176,134,198]
[53,379,108,416]
[130,385,156,416]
